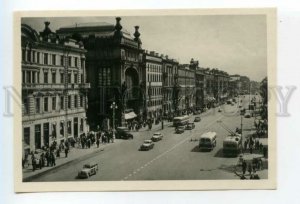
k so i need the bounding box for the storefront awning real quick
[125,111,137,120]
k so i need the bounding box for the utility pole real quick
[110,101,118,142]
[240,112,243,154]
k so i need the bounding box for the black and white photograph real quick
[15,9,276,191]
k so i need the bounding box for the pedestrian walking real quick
[96,138,100,148]
[45,150,50,167]
[248,163,253,176]
[56,148,60,157]
[65,147,69,158]
[51,151,56,166]
[31,154,36,171]
[242,160,247,175]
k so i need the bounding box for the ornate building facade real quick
[22,23,90,156]
[57,18,144,129]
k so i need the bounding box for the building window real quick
[52,97,56,111]
[60,55,64,66]
[22,71,25,83]
[74,95,78,108]
[60,121,64,136]
[80,96,83,107]
[32,51,36,63]
[68,56,72,67]
[60,73,64,84]
[68,95,71,109]
[52,55,56,65]
[44,53,48,65]
[27,50,31,62]
[52,72,56,84]
[23,127,30,146]
[35,98,40,113]
[44,72,48,83]
[37,52,40,64]
[75,57,78,67]
[44,97,48,112]
[26,71,31,83]
[32,72,36,83]
[68,73,71,83]
[67,121,72,135]
[23,97,28,115]
[60,96,64,110]
[74,74,78,84]
[80,118,84,132]
[81,74,84,83]
[22,49,25,61]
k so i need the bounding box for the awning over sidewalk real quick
[125,111,137,120]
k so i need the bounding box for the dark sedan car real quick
[194,117,201,122]
[140,140,154,151]
[175,126,185,134]
[185,122,195,130]
[115,127,133,140]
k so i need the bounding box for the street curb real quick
[23,145,108,182]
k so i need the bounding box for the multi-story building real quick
[57,17,144,129]
[162,55,178,116]
[229,74,242,97]
[195,68,206,109]
[202,68,215,108]
[21,23,90,156]
[143,51,163,119]
[177,64,196,114]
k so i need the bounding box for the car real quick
[151,132,163,142]
[77,163,99,179]
[140,140,154,151]
[244,111,251,118]
[185,122,195,130]
[175,126,185,134]
[218,108,222,112]
[194,116,201,122]
[115,127,133,140]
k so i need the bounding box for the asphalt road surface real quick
[32,95,260,181]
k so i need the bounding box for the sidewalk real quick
[23,141,117,181]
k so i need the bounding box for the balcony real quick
[79,83,91,89]
[22,83,91,90]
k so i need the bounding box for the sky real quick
[22,15,267,82]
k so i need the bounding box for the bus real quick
[173,115,190,127]
[223,134,242,157]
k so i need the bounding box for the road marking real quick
[122,115,224,180]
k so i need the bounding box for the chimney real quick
[150,51,155,56]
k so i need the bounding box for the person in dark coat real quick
[65,147,69,158]
[45,150,50,167]
[96,138,100,148]
[51,151,56,166]
[242,160,247,175]
[31,154,36,171]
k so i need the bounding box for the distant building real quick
[22,23,90,156]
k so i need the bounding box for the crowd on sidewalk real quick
[22,129,117,172]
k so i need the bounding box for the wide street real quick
[30,95,262,181]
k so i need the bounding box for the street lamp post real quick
[110,102,118,142]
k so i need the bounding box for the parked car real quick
[151,132,163,142]
[175,126,185,134]
[115,127,133,140]
[218,108,222,112]
[140,140,154,151]
[244,110,251,118]
[185,122,195,130]
[194,116,201,122]
[77,163,99,179]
